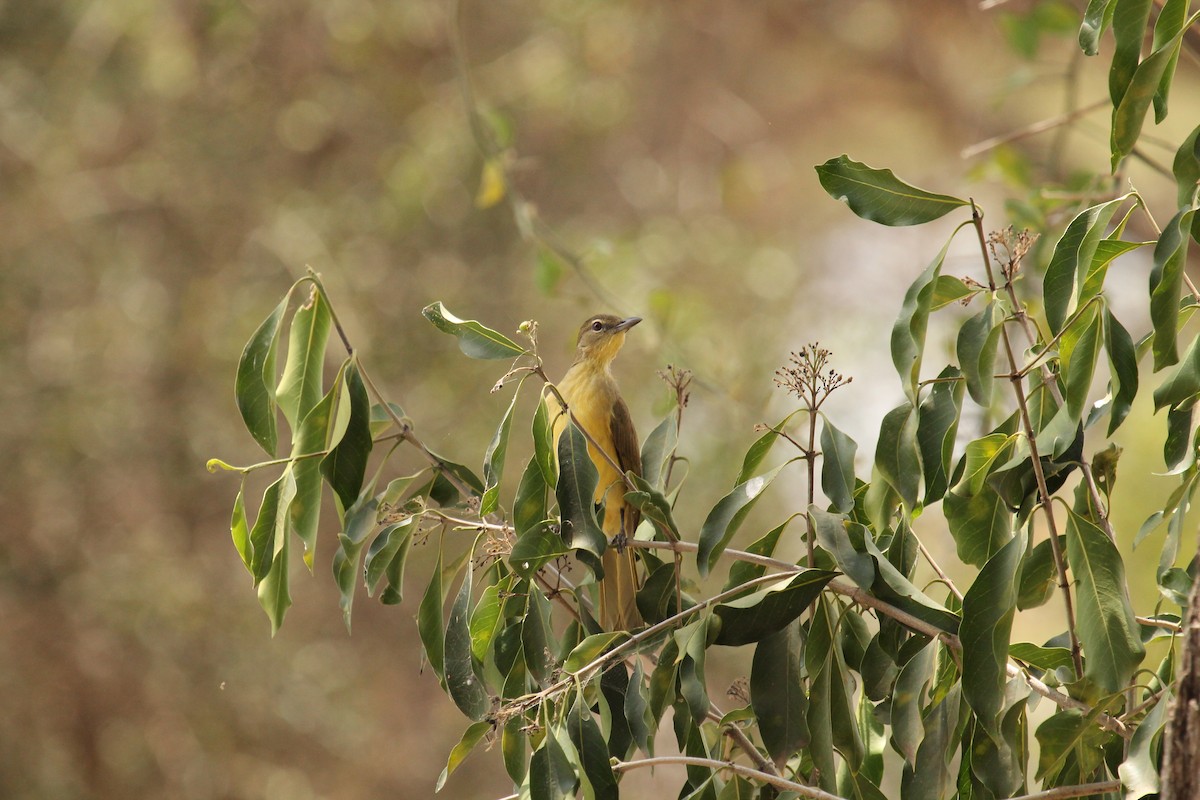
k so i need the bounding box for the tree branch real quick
[611,756,846,799]
[1004,781,1120,800]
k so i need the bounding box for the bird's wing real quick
[609,395,642,536]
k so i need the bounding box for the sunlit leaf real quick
[276,287,332,430]
[436,720,491,792]
[891,237,954,400]
[230,487,250,573]
[931,274,977,310]
[563,632,628,674]
[1043,195,1128,333]
[816,155,968,226]
[423,301,525,360]
[469,582,503,664]
[235,293,289,455]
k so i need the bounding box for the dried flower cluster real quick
[774,343,851,411]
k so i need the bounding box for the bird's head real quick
[574,314,641,366]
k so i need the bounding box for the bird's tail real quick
[600,545,642,630]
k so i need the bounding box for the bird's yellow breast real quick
[549,362,624,520]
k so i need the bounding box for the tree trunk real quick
[1161,555,1200,799]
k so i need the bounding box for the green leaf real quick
[931,274,977,310]
[1173,123,1200,208]
[1009,642,1075,672]
[522,588,554,687]
[435,720,491,792]
[957,432,1020,497]
[332,489,378,631]
[1150,0,1188,122]
[230,487,251,573]
[1081,238,1149,303]
[1150,207,1198,369]
[874,401,920,510]
[363,519,415,603]
[556,422,606,570]
[368,400,406,437]
[1065,507,1146,692]
[625,660,652,755]
[712,569,838,646]
[563,632,628,674]
[697,461,790,576]
[509,521,571,579]
[957,299,1004,407]
[528,726,577,800]
[445,557,489,720]
[248,470,297,583]
[469,582,502,663]
[481,379,523,516]
[944,484,1015,568]
[815,155,968,226]
[1017,535,1062,610]
[891,643,934,763]
[737,409,802,482]
[1035,709,1108,783]
[289,381,336,568]
[1043,196,1128,334]
[891,238,953,399]
[820,417,857,513]
[276,287,332,431]
[1164,406,1195,471]
[418,545,447,685]
[1118,689,1170,798]
[917,366,964,504]
[903,683,963,800]
[624,473,681,540]
[1108,0,1153,109]
[422,301,525,360]
[961,531,1025,740]
[532,398,557,488]
[513,456,548,536]
[723,516,793,591]
[751,619,809,765]
[1112,25,1187,169]
[675,619,711,724]
[640,411,679,491]
[566,698,619,800]
[1104,309,1140,434]
[1079,0,1117,54]
[320,359,372,514]
[1059,303,1103,422]
[235,294,288,455]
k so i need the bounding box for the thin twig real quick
[961,98,1108,159]
[611,756,844,799]
[706,704,778,777]
[1003,781,1120,800]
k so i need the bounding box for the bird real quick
[548,314,644,630]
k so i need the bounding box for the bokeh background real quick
[2,1,1197,797]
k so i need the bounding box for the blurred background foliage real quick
[1,0,1196,797]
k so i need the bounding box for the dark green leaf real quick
[418,546,447,685]
[903,684,963,800]
[289,374,336,567]
[1104,309,1140,434]
[426,449,486,507]
[1009,642,1075,672]
[675,619,710,724]
[821,416,858,513]
[751,619,809,765]
[522,588,553,687]
[556,422,606,569]
[625,660,652,755]
[815,155,968,226]
[1164,406,1195,470]
[712,569,838,646]
[566,698,618,800]
[422,301,525,360]
[509,521,571,579]
[235,294,288,455]
[961,531,1025,739]
[1043,196,1128,334]
[469,582,502,664]
[891,643,935,763]
[1150,0,1188,122]
[1153,317,1200,412]
[513,457,547,536]
[624,473,681,539]
[321,360,372,514]
[248,470,296,583]
[874,401,920,510]
[944,483,1015,568]
[917,366,964,504]
[532,398,556,488]
[528,727,577,800]
[891,238,953,399]
[957,299,1003,407]
[697,461,790,576]
[1018,535,1062,610]
[445,558,489,720]
[1065,507,1146,692]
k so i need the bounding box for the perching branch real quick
[611,756,845,799]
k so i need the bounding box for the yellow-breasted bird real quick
[549,314,643,630]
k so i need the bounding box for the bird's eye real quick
[591,320,604,331]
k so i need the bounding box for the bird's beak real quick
[614,316,642,332]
